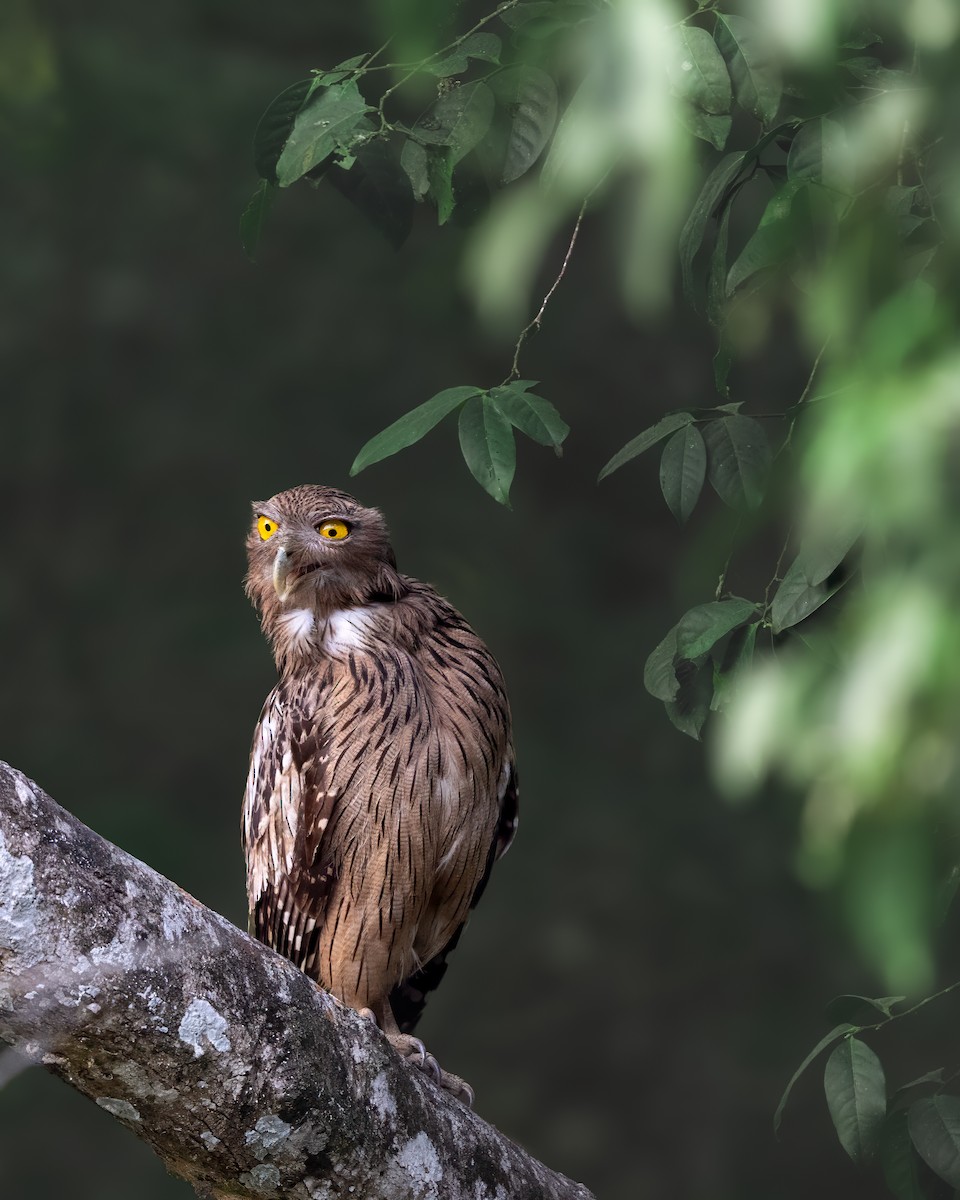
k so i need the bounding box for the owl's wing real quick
[243,685,339,974]
[390,757,519,1033]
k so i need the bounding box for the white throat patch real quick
[323,607,376,654]
[278,608,315,647]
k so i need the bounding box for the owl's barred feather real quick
[242,485,516,1052]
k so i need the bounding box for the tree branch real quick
[0,761,594,1200]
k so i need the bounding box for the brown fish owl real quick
[242,484,517,1102]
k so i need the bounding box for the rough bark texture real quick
[0,762,594,1200]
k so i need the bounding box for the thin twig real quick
[503,197,590,384]
[375,0,521,119]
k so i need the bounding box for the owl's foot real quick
[359,1008,474,1106]
[388,1032,475,1108]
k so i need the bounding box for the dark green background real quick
[2,4,954,1198]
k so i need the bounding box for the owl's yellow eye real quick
[317,520,350,541]
[257,516,278,541]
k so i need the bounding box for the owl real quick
[242,485,517,1103]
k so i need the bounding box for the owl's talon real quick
[422,1052,442,1084]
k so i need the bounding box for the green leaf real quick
[275,80,373,187]
[707,200,733,326]
[254,80,312,183]
[669,26,732,114]
[726,180,805,295]
[770,557,843,634]
[664,658,713,740]
[408,81,495,165]
[703,415,771,508]
[711,621,759,711]
[908,1096,960,1188]
[774,1024,854,1135]
[423,32,501,77]
[676,103,732,151]
[714,14,782,126]
[427,147,455,225]
[326,139,414,249]
[659,426,706,524]
[679,152,745,307]
[351,387,480,475]
[824,994,905,1024]
[487,385,569,451]
[644,625,680,703]
[824,1037,887,1165]
[680,123,798,304]
[881,1110,927,1200]
[458,395,516,505]
[400,138,430,200]
[492,66,558,184]
[239,179,275,262]
[598,412,694,481]
[676,598,758,659]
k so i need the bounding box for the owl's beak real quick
[272,545,320,603]
[272,547,294,602]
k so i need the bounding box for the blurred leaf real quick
[775,1024,855,1135]
[239,180,275,262]
[823,994,905,1024]
[458,395,516,504]
[842,31,882,49]
[488,385,569,451]
[711,621,760,711]
[703,415,771,508]
[714,14,782,126]
[677,598,758,659]
[676,103,731,151]
[665,659,712,740]
[770,557,843,634]
[498,1,592,34]
[824,1037,886,1164]
[659,426,706,524]
[599,413,694,481]
[400,137,430,199]
[908,1096,960,1188]
[275,81,372,187]
[408,81,495,165]
[427,147,455,224]
[881,1110,927,1200]
[794,522,861,587]
[492,66,558,184]
[726,180,804,295]
[669,25,732,114]
[787,118,852,194]
[327,139,415,248]
[351,387,480,474]
[844,57,912,88]
[644,625,680,703]
[254,80,311,183]
[423,32,501,76]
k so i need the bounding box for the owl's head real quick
[244,485,406,628]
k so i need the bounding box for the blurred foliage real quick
[251,0,960,1191]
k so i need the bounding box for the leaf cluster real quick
[777,990,960,1200]
[240,6,593,259]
